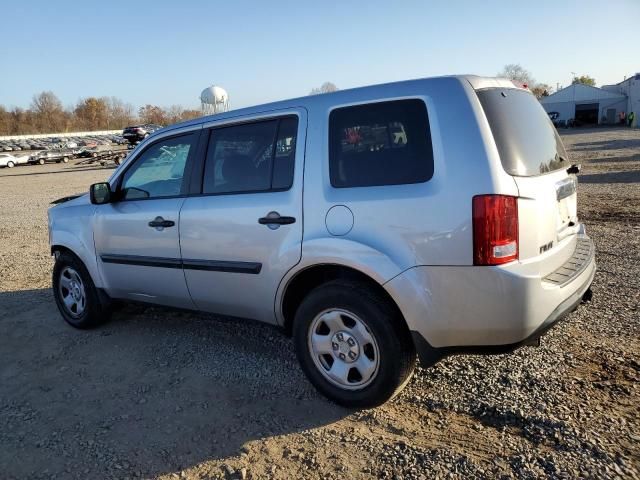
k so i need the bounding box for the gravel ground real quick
[0,128,638,479]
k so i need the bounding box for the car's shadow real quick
[579,169,640,184]
[0,288,349,479]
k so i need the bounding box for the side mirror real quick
[90,182,113,205]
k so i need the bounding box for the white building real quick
[602,73,640,126]
[540,83,627,126]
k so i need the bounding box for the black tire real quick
[52,251,112,329]
[38,158,45,165]
[7,161,14,168]
[293,279,416,408]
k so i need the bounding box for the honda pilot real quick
[48,76,596,407]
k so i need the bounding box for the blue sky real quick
[1,0,638,110]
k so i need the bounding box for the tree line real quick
[497,64,596,98]
[0,91,202,136]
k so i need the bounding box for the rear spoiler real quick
[465,76,529,92]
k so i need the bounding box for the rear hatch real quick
[476,87,579,272]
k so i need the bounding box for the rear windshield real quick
[477,88,568,176]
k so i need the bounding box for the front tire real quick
[293,280,416,408]
[52,252,112,329]
[7,161,15,168]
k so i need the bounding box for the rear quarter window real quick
[329,99,434,188]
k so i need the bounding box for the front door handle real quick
[148,216,175,228]
[258,211,296,226]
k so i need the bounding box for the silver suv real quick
[48,76,596,407]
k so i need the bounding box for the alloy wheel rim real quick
[308,309,380,390]
[58,267,86,318]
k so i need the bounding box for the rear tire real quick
[62,156,69,163]
[293,279,416,408]
[38,158,45,165]
[7,161,14,168]
[52,251,112,329]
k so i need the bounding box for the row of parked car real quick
[0,124,164,168]
[0,134,127,153]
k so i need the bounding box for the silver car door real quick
[93,129,201,308]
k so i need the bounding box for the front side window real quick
[329,99,433,188]
[120,133,197,200]
[203,116,298,194]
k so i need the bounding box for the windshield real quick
[477,88,568,176]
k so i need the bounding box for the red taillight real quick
[473,195,519,266]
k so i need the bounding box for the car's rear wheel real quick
[62,156,69,163]
[7,161,14,168]
[293,279,416,408]
[38,158,45,165]
[52,251,112,329]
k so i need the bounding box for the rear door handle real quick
[148,216,175,228]
[258,212,296,226]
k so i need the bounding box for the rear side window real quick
[329,99,433,188]
[477,88,569,176]
[203,117,298,194]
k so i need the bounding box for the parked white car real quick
[0,153,29,168]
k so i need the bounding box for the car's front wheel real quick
[7,161,15,168]
[52,252,112,329]
[293,279,416,408]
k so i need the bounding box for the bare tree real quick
[497,64,535,86]
[74,97,109,130]
[9,107,37,135]
[138,104,166,125]
[31,91,66,132]
[179,109,202,122]
[309,82,339,95]
[165,105,185,124]
[0,105,10,135]
[105,97,136,129]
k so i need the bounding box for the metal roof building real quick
[540,83,627,126]
[602,73,640,127]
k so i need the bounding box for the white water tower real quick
[200,85,229,115]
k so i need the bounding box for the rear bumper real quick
[384,233,596,365]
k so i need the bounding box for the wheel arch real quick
[50,234,102,289]
[278,263,409,338]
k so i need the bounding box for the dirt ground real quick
[0,127,638,479]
